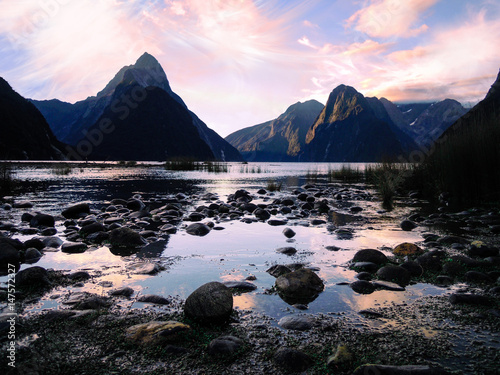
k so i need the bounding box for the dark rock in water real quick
[325,245,340,251]
[350,280,375,294]
[400,220,417,231]
[468,243,499,258]
[79,222,106,236]
[417,252,443,272]
[41,227,57,236]
[278,315,314,331]
[376,265,411,286]
[68,271,91,280]
[350,206,363,213]
[275,268,324,304]
[352,262,379,273]
[127,198,145,212]
[267,264,292,277]
[352,249,388,265]
[74,296,111,310]
[13,201,34,209]
[393,242,424,256]
[138,294,170,305]
[359,309,383,318]
[24,238,44,250]
[126,320,191,346]
[435,275,454,287]
[355,272,372,281]
[110,287,134,297]
[274,348,313,373]
[185,223,211,236]
[449,293,491,305]
[109,227,147,248]
[372,280,405,291]
[311,219,326,226]
[127,262,161,275]
[15,266,50,288]
[353,364,448,375]
[438,235,469,245]
[21,213,34,222]
[207,336,244,357]
[222,281,257,292]
[276,247,297,255]
[61,241,88,254]
[30,213,55,228]
[268,219,287,226]
[465,271,491,283]
[282,227,296,238]
[0,242,20,268]
[184,282,233,324]
[24,248,42,263]
[86,231,109,244]
[62,203,90,219]
[254,208,271,221]
[400,261,423,277]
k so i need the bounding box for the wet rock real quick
[352,262,379,273]
[267,264,292,277]
[435,275,454,287]
[41,227,57,236]
[160,224,177,234]
[355,272,372,281]
[110,287,134,297]
[393,242,424,256]
[109,227,147,248]
[222,281,257,292]
[0,242,20,268]
[353,364,447,375]
[358,310,383,318]
[372,280,405,291]
[186,223,211,236]
[377,265,411,286]
[276,247,297,255]
[352,249,388,265]
[449,293,491,305]
[40,236,63,248]
[184,282,233,324]
[325,245,340,251]
[350,206,363,213]
[254,208,271,221]
[327,344,353,367]
[127,198,145,212]
[24,248,42,263]
[450,255,487,268]
[274,348,313,373]
[79,222,106,236]
[62,203,90,219]
[400,261,424,277]
[275,268,324,303]
[278,315,314,331]
[126,321,191,346]
[68,271,91,280]
[400,220,417,231]
[268,219,287,226]
[127,262,161,275]
[30,213,55,228]
[438,235,469,245]
[465,271,491,284]
[416,252,443,272]
[137,294,170,305]
[74,296,111,310]
[86,231,109,244]
[350,280,375,294]
[23,238,44,250]
[61,241,88,254]
[310,219,326,226]
[282,227,296,238]
[207,336,244,357]
[13,201,34,209]
[468,242,499,258]
[15,266,50,288]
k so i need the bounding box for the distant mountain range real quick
[226,85,467,162]
[0,77,64,160]
[31,53,242,161]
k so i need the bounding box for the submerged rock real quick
[266,264,292,277]
[184,282,233,324]
[222,281,257,291]
[137,294,170,305]
[275,268,324,304]
[350,280,375,294]
[276,247,297,255]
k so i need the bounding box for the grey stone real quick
[184,282,233,324]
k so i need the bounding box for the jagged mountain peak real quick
[485,69,500,100]
[134,52,162,70]
[283,99,323,115]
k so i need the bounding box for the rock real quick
[274,348,313,373]
[350,280,375,294]
[13,201,34,208]
[74,296,111,310]
[400,261,424,277]
[62,203,90,219]
[267,264,292,277]
[222,281,257,291]
[109,227,147,248]
[253,208,271,220]
[185,223,211,236]
[278,315,314,331]
[127,262,161,275]
[40,236,63,248]
[0,242,20,268]
[355,272,372,281]
[416,252,443,272]
[24,248,42,263]
[30,213,55,228]
[311,219,326,226]
[376,265,411,286]
[438,235,469,245]
[268,219,287,226]
[442,261,464,277]
[435,275,454,287]
[449,293,491,305]
[393,242,424,256]
[465,271,491,283]
[207,336,244,357]
[184,282,233,324]
[372,280,405,291]
[468,242,499,258]
[79,222,106,236]
[353,364,448,375]
[23,238,44,250]
[352,262,379,273]
[61,241,88,254]
[160,224,177,234]
[276,247,297,255]
[137,294,170,305]
[125,321,191,345]
[350,206,363,213]
[358,310,383,318]
[68,271,91,280]
[110,287,134,297]
[400,220,417,231]
[327,344,353,367]
[15,266,50,288]
[282,228,296,238]
[275,268,324,304]
[127,198,145,211]
[352,249,388,265]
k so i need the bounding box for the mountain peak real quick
[485,69,500,100]
[135,52,161,70]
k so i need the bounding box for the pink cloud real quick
[346,0,437,38]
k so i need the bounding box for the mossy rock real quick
[393,242,424,256]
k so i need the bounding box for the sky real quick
[0,0,499,137]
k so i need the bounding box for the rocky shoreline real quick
[1,183,499,374]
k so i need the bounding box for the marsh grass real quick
[266,179,283,192]
[164,158,228,173]
[365,163,413,209]
[328,165,364,182]
[239,165,263,173]
[51,163,73,176]
[0,163,14,194]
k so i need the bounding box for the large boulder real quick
[184,282,233,324]
[109,227,147,248]
[62,203,90,219]
[376,265,411,286]
[15,266,50,288]
[352,249,388,265]
[275,268,324,304]
[125,321,191,346]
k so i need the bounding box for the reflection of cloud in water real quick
[35,246,125,271]
[234,294,258,310]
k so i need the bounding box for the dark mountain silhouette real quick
[32,53,242,161]
[0,77,65,160]
[303,85,416,162]
[225,100,324,161]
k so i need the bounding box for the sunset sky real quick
[1,0,499,136]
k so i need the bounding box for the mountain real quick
[0,77,65,160]
[303,85,416,162]
[225,100,324,161]
[32,53,242,161]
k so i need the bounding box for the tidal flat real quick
[0,162,499,374]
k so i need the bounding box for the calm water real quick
[1,162,452,324]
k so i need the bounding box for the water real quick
[1,162,452,323]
